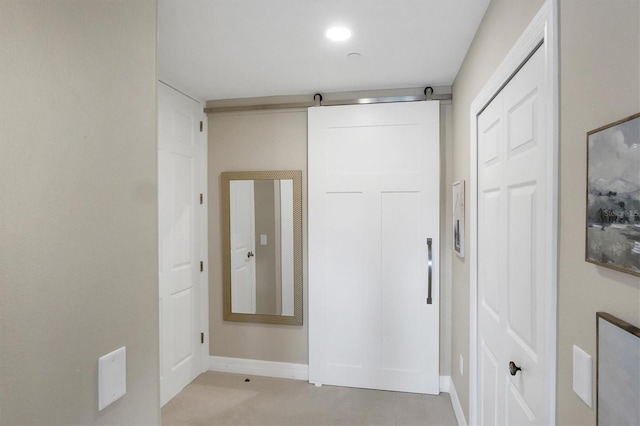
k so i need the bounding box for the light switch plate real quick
[98,346,126,411]
[572,344,592,408]
[260,234,267,245]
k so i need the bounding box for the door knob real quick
[247,251,254,259]
[509,361,522,376]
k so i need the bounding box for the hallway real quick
[162,372,457,425]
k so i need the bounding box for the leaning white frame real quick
[468,1,559,424]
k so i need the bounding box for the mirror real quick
[221,170,302,325]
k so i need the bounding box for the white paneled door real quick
[229,180,256,314]
[477,46,551,424]
[158,83,205,406]
[308,101,440,394]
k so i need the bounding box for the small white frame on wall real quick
[453,180,465,258]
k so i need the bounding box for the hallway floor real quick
[162,371,457,425]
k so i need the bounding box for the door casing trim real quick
[468,1,559,424]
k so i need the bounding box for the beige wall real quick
[0,1,159,424]
[208,110,309,363]
[440,102,454,376]
[449,0,545,419]
[557,1,639,424]
[451,0,640,423]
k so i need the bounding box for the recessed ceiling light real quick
[325,27,352,42]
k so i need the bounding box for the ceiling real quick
[158,0,490,102]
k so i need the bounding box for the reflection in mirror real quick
[229,179,293,315]
[222,171,302,325]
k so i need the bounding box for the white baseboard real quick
[441,375,467,426]
[209,356,309,381]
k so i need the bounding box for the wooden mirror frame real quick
[221,170,303,325]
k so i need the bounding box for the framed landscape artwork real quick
[453,180,465,258]
[586,112,640,277]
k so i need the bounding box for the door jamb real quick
[468,1,559,424]
[199,108,210,373]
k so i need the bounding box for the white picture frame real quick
[453,180,465,258]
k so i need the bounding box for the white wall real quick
[0,1,159,424]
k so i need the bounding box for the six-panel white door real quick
[158,83,204,406]
[308,101,440,394]
[477,46,550,424]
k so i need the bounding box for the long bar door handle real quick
[427,238,433,304]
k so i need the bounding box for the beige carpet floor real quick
[161,371,457,426]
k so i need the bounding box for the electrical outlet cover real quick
[98,346,126,410]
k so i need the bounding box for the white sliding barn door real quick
[308,101,440,394]
[158,83,205,406]
[477,46,551,424]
